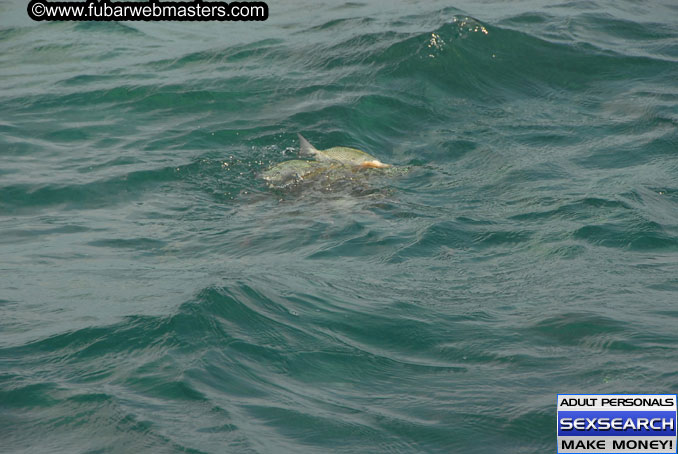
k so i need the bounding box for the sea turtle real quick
[298,134,390,168]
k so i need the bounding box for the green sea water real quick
[2,0,678,452]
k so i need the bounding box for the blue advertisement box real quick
[557,394,677,454]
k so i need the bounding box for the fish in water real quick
[260,159,333,185]
[298,134,390,168]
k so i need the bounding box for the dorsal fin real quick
[297,133,321,159]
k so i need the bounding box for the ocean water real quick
[2,0,678,452]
